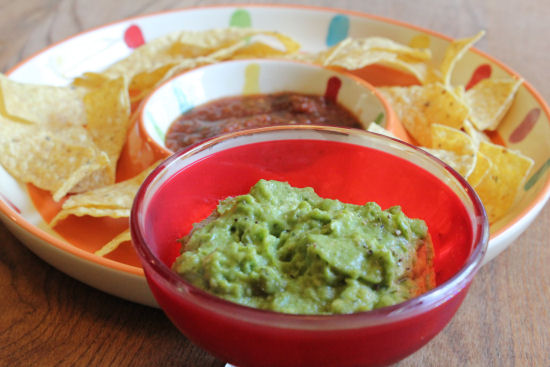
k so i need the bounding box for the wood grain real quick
[1,1,549,366]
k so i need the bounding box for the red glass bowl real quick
[130,126,489,367]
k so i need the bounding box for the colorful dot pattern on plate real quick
[127,10,550,223]
[227,9,355,47]
[75,9,550,205]
[2,6,548,308]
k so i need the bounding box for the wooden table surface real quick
[1,1,549,366]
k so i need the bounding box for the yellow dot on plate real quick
[409,34,430,49]
[243,63,260,95]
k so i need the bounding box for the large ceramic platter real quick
[1,5,549,306]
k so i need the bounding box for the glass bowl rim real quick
[130,125,489,330]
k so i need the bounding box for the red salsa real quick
[165,92,363,151]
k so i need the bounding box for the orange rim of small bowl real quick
[1,3,548,277]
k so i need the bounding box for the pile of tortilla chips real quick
[0,27,533,257]
[292,30,532,223]
[294,30,533,223]
[367,32,533,223]
[0,28,302,256]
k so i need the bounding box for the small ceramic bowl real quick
[130,126,489,367]
[136,58,401,158]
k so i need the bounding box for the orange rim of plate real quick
[1,3,549,277]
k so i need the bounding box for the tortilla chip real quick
[454,85,466,100]
[466,151,492,187]
[319,37,431,62]
[131,58,219,109]
[50,162,158,226]
[0,74,86,125]
[440,31,485,85]
[162,31,300,60]
[376,57,429,85]
[427,124,477,176]
[229,32,301,58]
[463,119,490,147]
[103,29,301,107]
[379,83,469,146]
[0,117,109,201]
[127,63,177,104]
[0,26,533,256]
[431,124,476,177]
[103,28,295,81]
[423,148,476,177]
[475,141,534,222]
[465,77,522,131]
[430,123,476,154]
[101,30,215,80]
[95,229,131,257]
[79,76,131,187]
[313,37,431,83]
[0,74,128,199]
[72,72,111,89]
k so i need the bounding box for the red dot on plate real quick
[509,108,541,143]
[0,194,21,214]
[124,25,145,49]
[324,76,342,102]
[465,64,492,90]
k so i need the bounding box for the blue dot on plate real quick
[326,14,350,47]
[173,85,193,114]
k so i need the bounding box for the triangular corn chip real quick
[379,83,469,146]
[465,77,522,131]
[95,229,132,257]
[423,148,476,177]
[466,151,492,188]
[50,162,158,226]
[80,76,131,186]
[440,31,485,85]
[0,117,109,201]
[475,141,534,222]
[0,74,87,125]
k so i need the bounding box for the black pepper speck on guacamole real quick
[172,179,435,314]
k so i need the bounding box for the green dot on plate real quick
[230,9,252,28]
[524,158,550,191]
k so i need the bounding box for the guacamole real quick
[172,179,434,314]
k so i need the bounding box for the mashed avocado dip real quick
[173,180,434,314]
